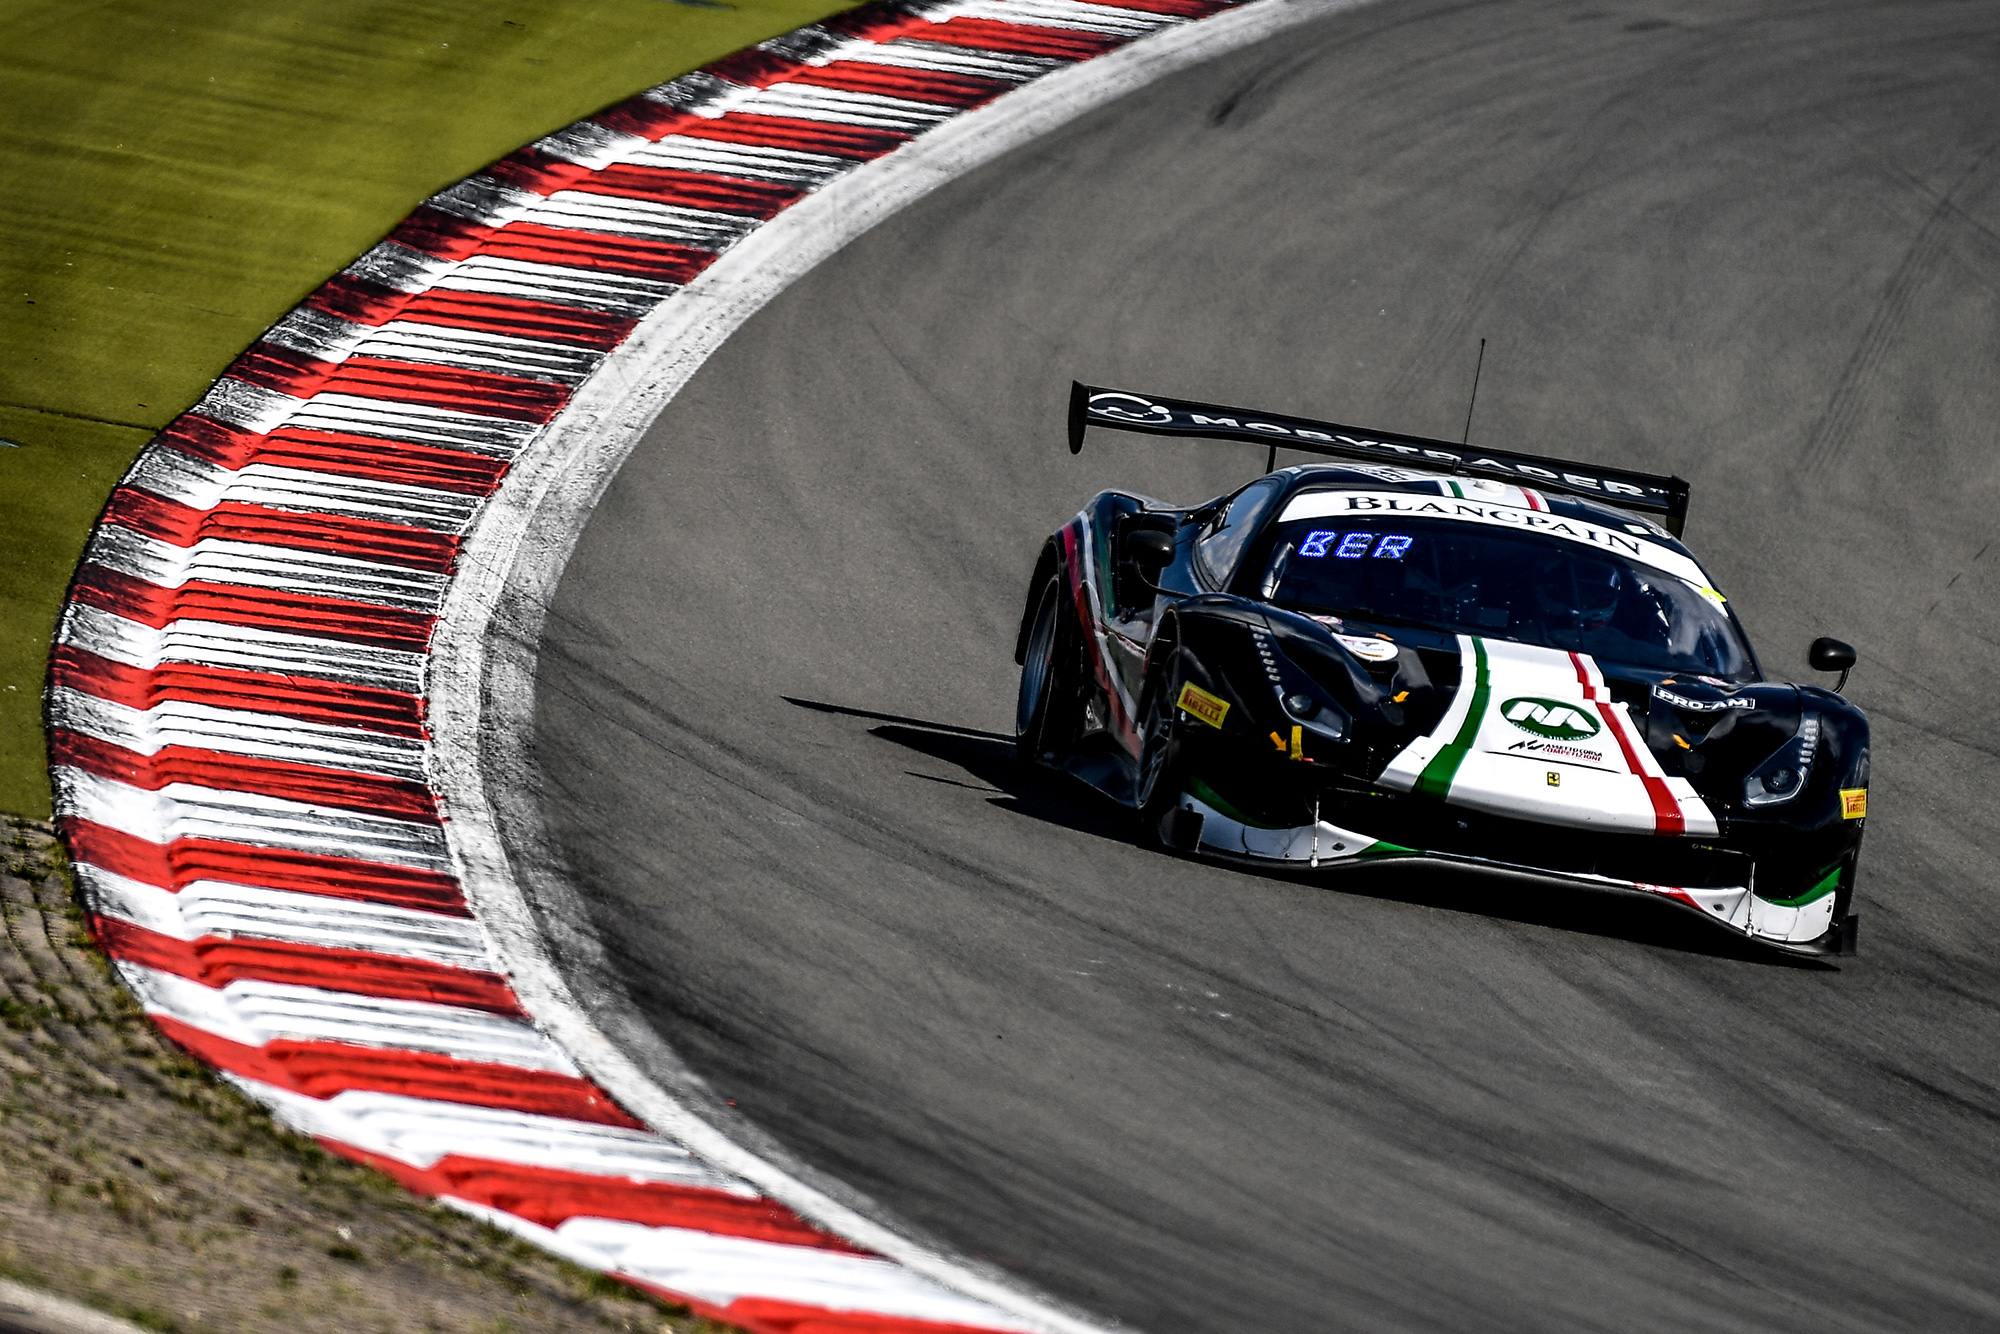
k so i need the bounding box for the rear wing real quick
[1067,382,1691,536]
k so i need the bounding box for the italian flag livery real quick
[1379,636,1719,837]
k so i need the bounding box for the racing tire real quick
[1016,574,1085,766]
[1134,650,1195,847]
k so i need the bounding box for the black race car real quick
[1016,384,1868,957]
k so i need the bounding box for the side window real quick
[1194,476,1287,589]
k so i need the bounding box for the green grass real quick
[0,0,859,817]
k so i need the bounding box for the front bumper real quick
[1171,788,1856,959]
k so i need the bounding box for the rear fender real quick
[1014,539,1062,665]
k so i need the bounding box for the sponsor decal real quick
[1088,391,1173,425]
[1499,695,1602,741]
[1547,771,1561,787]
[1347,465,1434,484]
[1086,394,1665,502]
[1841,787,1868,819]
[1177,682,1230,729]
[1334,633,1400,663]
[1653,685,1753,712]
[1301,493,1653,558]
[1505,738,1606,765]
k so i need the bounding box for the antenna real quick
[1461,338,1486,445]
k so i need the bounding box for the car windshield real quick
[1258,515,1755,678]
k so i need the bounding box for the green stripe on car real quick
[1414,637,1489,800]
[1186,776,1282,829]
[1763,864,1842,907]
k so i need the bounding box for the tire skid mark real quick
[1799,142,2000,476]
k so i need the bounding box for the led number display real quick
[1299,531,1413,560]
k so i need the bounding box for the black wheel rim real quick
[1136,673,1178,810]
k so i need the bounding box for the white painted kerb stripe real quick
[76,864,491,970]
[56,768,450,869]
[124,446,482,531]
[242,1079,759,1190]
[115,961,576,1071]
[86,526,448,611]
[463,1205,1044,1332]
[59,604,429,693]
[50,687,426,781]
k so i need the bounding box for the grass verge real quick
[0,0,858,816]
[0,817,743,1334]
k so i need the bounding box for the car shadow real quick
[783,695,1135,844]
[782,696,1833,969]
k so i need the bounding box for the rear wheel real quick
[1016,575,1084,765]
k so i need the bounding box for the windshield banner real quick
[1275,490,1719,598]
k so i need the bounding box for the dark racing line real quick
[1016,384,1868,959]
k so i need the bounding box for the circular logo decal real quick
[1089,392,1173,425]
[1499,695,1602,740]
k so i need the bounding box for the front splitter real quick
[1173,793,1855,960]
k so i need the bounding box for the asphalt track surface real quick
[528,3,2000,1329]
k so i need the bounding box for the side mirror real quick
[1117,527,1176,605]
[1809,636,1855,693]
[1125,527,1175,573]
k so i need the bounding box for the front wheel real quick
[1134,651,1193,844]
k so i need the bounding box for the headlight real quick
[1285,686,1349,742]
[1253,628,1351,743]
[1743,713,1820,808]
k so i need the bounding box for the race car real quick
[1015,383,1868,957]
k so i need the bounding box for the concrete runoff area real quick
[530,1,2000,1330]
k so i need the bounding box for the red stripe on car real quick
[1569,651,1682,834]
